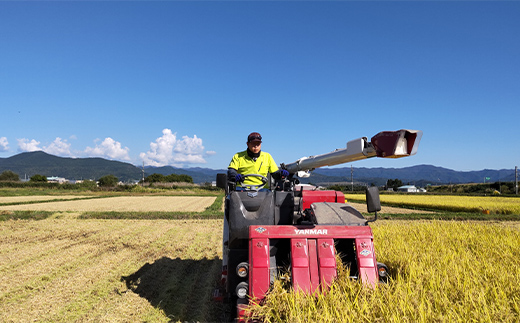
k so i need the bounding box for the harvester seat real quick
[274,191,294,225]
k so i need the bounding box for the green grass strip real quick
[0,196,106,207]
[0,211,53,221]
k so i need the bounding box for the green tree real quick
[145,173,166,183]
[165,174,193,183]
[30,174,48,182]
[386,179,403,191]
[144,173,193,184]
[0,170,20,182]
[98,174,118,187]
[328,184,346,192]
[78,180,97,190]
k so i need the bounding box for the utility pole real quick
[351,165,353,191]
[515,166,518,195]
[498,170,501,194]
[142,161,145,186]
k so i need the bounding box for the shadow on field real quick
[121,256,228,322]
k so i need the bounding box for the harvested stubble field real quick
[1,218,224,322]
[0,196,216,212]
[1,193,519,322]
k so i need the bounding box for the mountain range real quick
[0,151,517,186]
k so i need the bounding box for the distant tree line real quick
[428,182,518,195]
[326,176,518,196]
[327,184,371,192]
[1,170,194,187]
[144,173,193,184]
[327,179,405,192]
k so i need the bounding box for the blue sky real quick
[1,1,518,172]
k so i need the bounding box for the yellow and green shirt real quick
[228,150,279,188]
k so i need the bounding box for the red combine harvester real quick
[215,130,422,322]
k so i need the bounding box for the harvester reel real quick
[239,174,268,191]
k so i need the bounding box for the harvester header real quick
[283,129,422,176]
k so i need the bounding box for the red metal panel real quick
[301,190,340,210]
[291,238,311,293]
[248,225,377,298]
[336,191,345,203]
[355,238,377,288]
[307,239,320,293]
[249,225,374,240]
[249,238,270,300]
[317,238,337,291]
[236,302,248,323]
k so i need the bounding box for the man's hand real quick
[235,174,245,182]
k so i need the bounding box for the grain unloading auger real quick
[215,129,422,322]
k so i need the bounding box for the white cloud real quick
[205,150,217,156]
[0,137,9,152]
[43,137,72,156]
[140,129,207,167]
[84,137,130,161]
[17,138,42,152]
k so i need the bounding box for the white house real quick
[46,176,68,184]
[397,185,418,193]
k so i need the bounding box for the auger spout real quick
[283,129,422,175]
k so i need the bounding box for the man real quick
[227,132,289,188]
[221,132,288,285]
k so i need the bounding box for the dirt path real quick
[347,202,435,214]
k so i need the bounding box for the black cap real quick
[247,132,262,143]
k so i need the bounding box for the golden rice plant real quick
[248,221,520,322]
[346,193,520,215]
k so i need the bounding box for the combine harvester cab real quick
[216,130,422,322]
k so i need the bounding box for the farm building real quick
[397,185,419,193]
[46,176,68,184]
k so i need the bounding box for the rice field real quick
[346,193,520,215]
[0,218,224,322]
[249,221,520,322]
[2,217,519,322]
[1,192,519,322]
